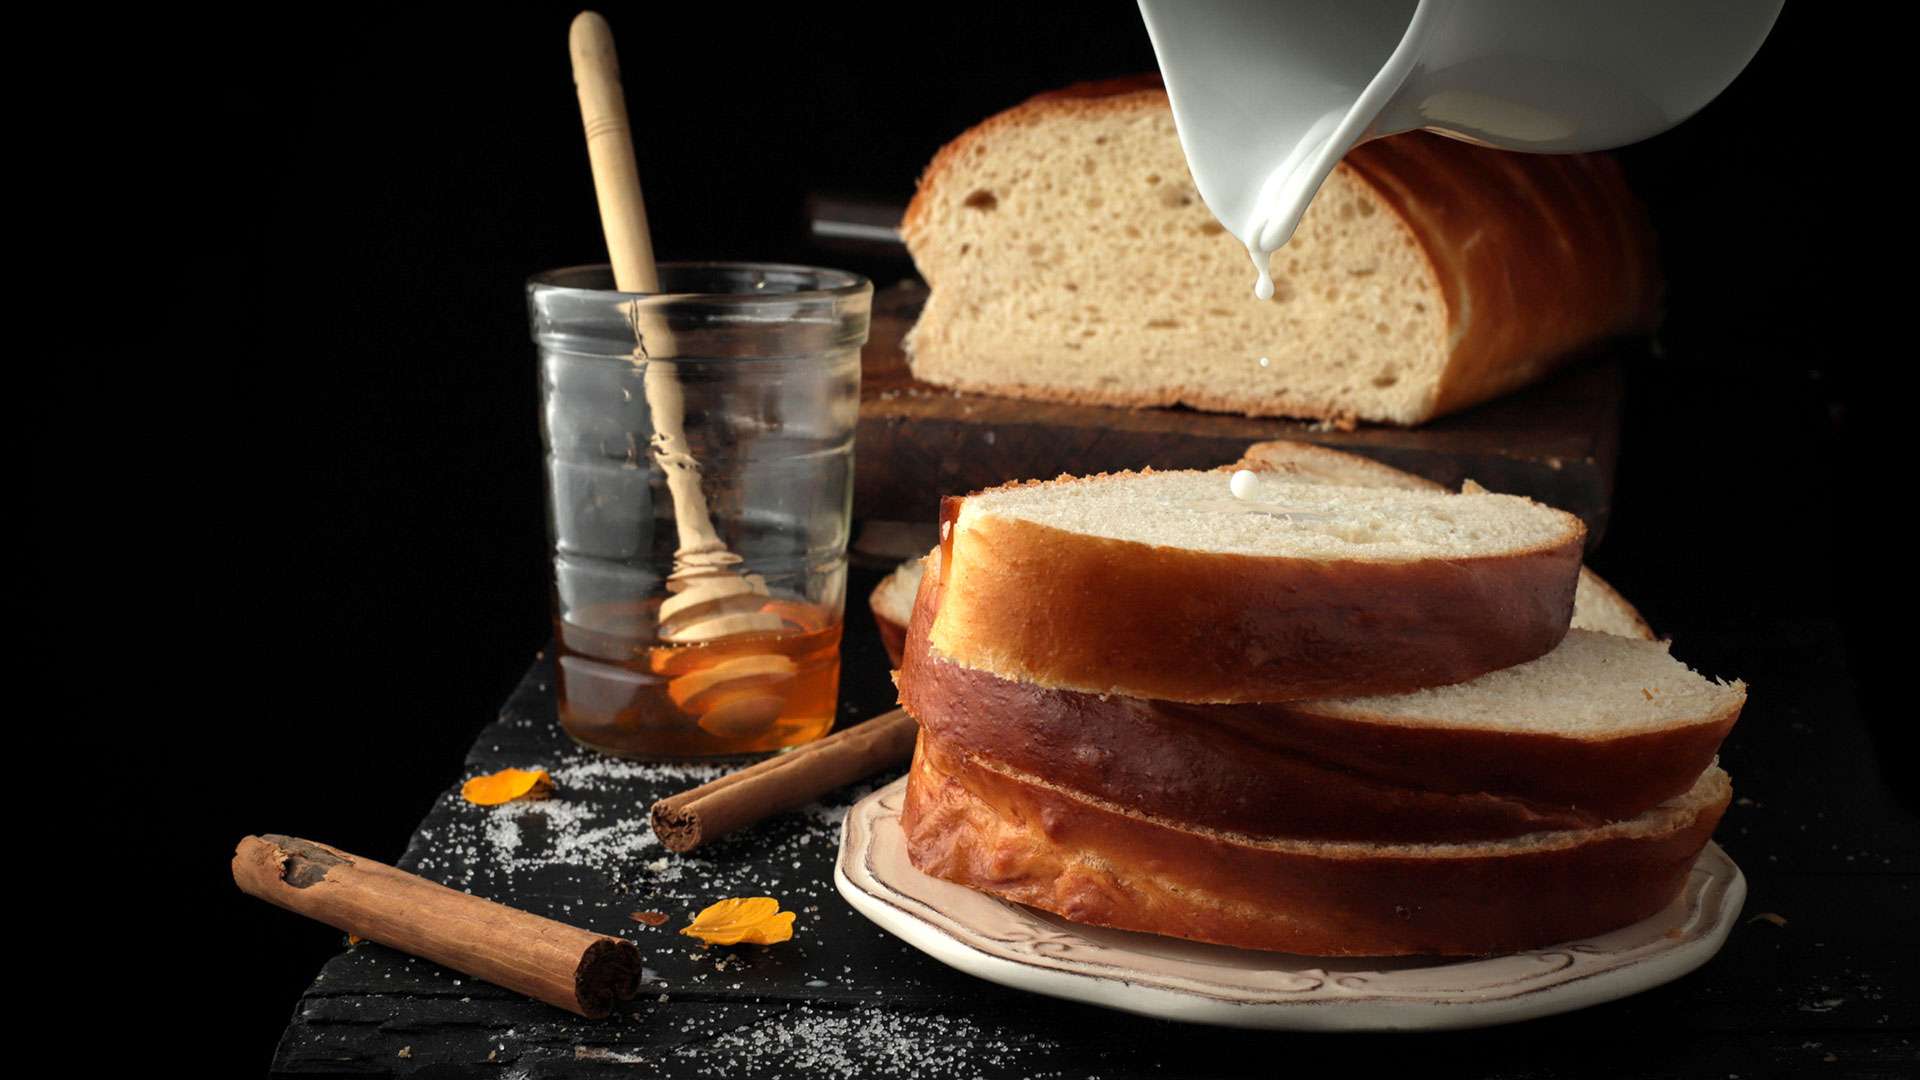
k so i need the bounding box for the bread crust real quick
[900,555,1738,841]
[929,476,1585,703]
[900,87,1661,426]
[901,731,1729,956]
[1339,135,1662,418]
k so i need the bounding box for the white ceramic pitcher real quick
[1138,0,1784,296]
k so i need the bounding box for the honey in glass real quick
[554,595,840,759]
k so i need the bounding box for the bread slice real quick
[902,543,1741,841]
[900,80,1661,426]
[931,469,1584,703]
[868,556,925,668]
[902,730,1729,956]
[869,441,1652,662]
[1234,439,1656,640]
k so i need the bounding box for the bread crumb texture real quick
[902,91,1447,423]
[1300,630,1747,738]
[960,469,1576,562]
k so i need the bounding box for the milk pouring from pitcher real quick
[1138,0,1784,298]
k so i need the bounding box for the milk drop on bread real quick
[899,78,1661,426]
[895,466,1743,956]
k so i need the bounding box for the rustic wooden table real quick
[266,560,1915,1076]
[855,282,1628,549]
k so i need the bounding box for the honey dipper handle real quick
[567,10,721,558]
[570,10,658,293]
[565,10,781,672]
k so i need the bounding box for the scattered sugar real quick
[409,742,741,890]
[667,1005,1070,1079]
[369,706,1039,1072]
[403,735,891,937]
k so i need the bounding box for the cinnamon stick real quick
[651,707,919,851]
[232,834,642,1019]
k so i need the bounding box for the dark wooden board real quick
[855,281,1627,549]
[267,570,1917,1077]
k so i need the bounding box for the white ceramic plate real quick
[835,777,1745,1031]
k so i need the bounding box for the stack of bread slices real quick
[881,443,1743,956]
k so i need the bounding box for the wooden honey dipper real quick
[570,10,795,739]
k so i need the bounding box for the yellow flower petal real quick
[461,767,554,806]
[680,897,796,946]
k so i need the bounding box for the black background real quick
[109,3,1886,1072]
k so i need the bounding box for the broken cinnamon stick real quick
[651,707,918,852]
[232,834,642,1019]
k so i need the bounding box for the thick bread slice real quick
[932,469,1584,703]
[901,547,1742,841]
[900,80,1661,427]
[870,441,1651,661]
[902,730,1730,957]
[1233,439,1451,493]
[1235,439,1657,640]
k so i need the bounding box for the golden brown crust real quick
[928,477,1585,703]
[1340,134,1663,418]
[899,556,1737,840]
[901,731,1728,956]
[900,89,1662,426]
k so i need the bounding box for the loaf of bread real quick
[931,469,1585,702]
[903,730,1729,957]
[901,543,1743,843]
[900,79,1662,426]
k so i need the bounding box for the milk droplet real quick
[1259,356,1270,367]
[1230,469,1260,500]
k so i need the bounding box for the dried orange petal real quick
[461,767,554,806]
[680,897,795,946]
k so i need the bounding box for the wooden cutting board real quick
[854,281,1627,549]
